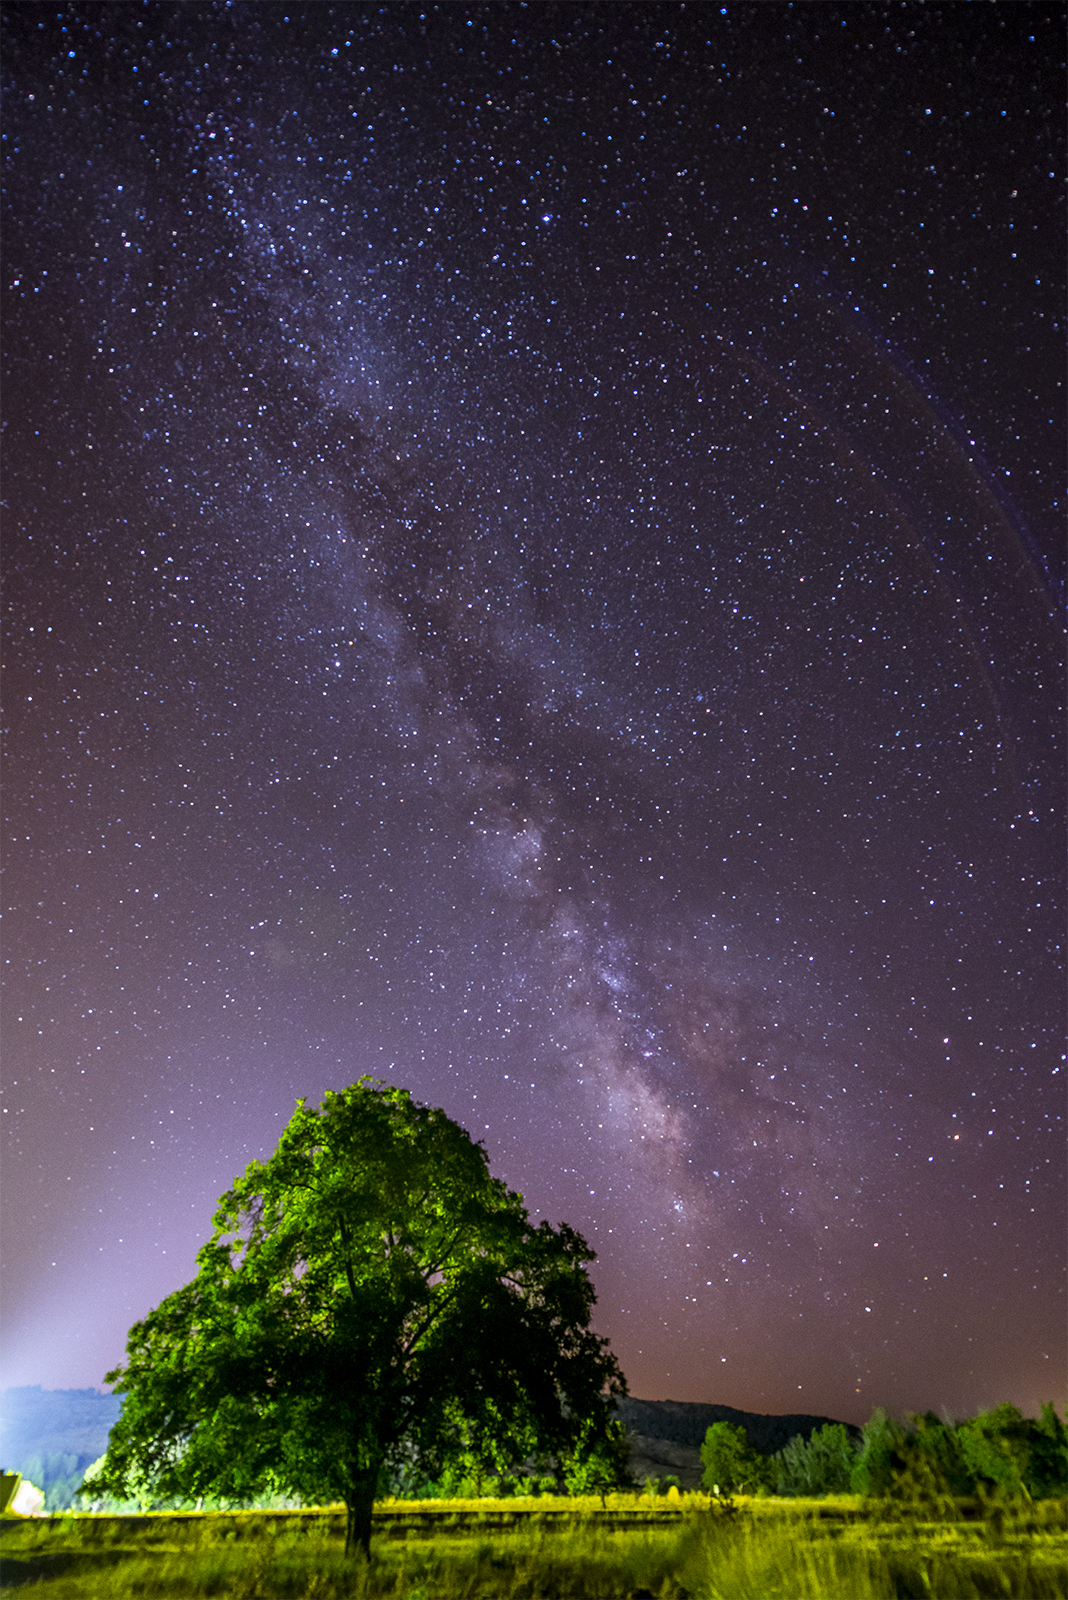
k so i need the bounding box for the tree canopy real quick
[846,1404,1067,1503]
[773,1422,858,1498]
[97,1080,628,1553]
[699,1421,770,1498]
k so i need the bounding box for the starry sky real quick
[3,3,1064,1427]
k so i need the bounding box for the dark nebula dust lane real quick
[2,3,1063,1423]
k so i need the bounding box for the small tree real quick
[850,1407,907,1496]
[773,1422,859,1497]
[562,1413,634,1502]
[700,1421,770,1498]
[97,1080,627,1555]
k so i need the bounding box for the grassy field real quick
[1,1494,1064,1598]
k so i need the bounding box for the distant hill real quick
[615,1397,860,1456]
[614,1397,860,1489]
[0,1387,122,1504]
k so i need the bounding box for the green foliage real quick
[96,1080,627,1555]
[897,1411,976,1504]
[700,1421,772,1497]
[772,1422,859,1497]
[643,1474,681,1496]
[562,1417,634,1500]
[958,1401,1068,1499]
[849,1407,969,1503]
[958,1403,1032,1497]
[520,1474,561,1498]
[1030,1402,1068,1499]
[849,1407,906,1497]
[850,1402,1068,1504]
[76,1452,155,1514]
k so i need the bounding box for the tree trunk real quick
[344,1468,378,1559]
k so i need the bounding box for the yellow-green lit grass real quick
[676,1496,1067,1599]
[0,1495,1064,1598]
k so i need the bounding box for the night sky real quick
[3,3,1064,1427]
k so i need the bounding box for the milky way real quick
[3,3,1064,1423]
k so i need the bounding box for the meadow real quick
[1,1493,1065,1599]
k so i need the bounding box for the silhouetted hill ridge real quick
[615,1397,861,1456]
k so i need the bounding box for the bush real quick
[644,1475,682,1497]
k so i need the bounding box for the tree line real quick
[698,1404,1067,1502]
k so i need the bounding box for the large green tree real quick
[97,1080,628,1554]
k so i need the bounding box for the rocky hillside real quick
[615,1398,859,1490]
